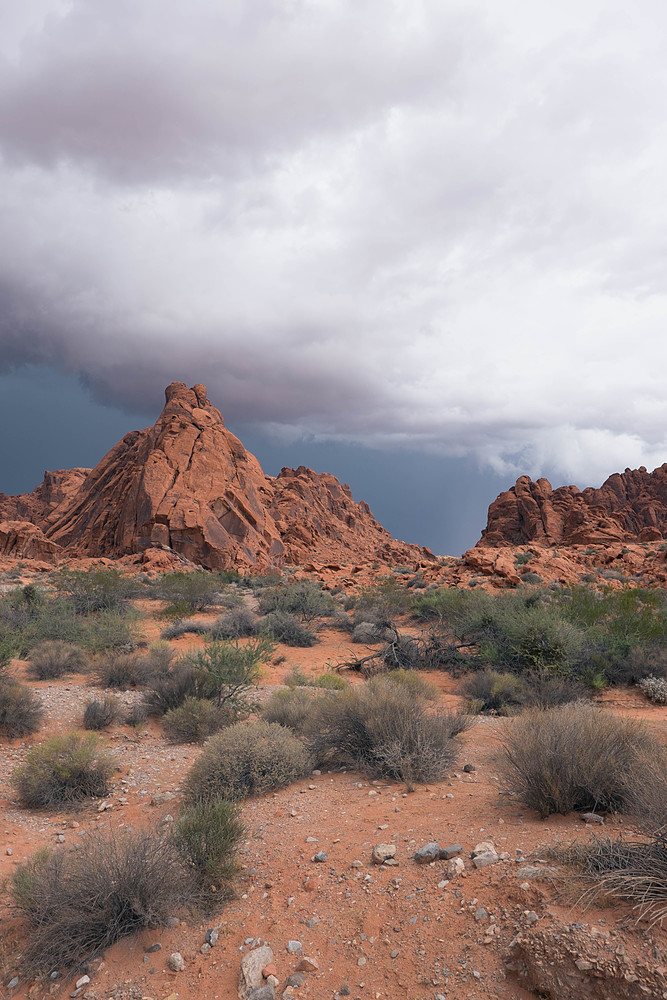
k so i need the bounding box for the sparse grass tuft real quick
[171,799,244,890]
[83,695,121,731]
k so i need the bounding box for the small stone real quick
[167,952,185,972]
[151,791,176,806]
[414,842,439,864]
[285,973,306,987]
[144,943,162,953]
[75,976,90,989]
[240,946,274,998]
[447,857,465,877]
[205,928,219,946]
[287,941,302,954]
[312,850,327,863]
[471,841,495,857]
[339,986,351,996]
[580,812,604,825]
[57,834,66,843]
[305,917,319,929]
[472,851,499,869]
[266,974,279,988]
[524,910,539,925]
[5,848,12,856]
[357,956,367,966]
[7,977,19,989]
[262,963,278,979]
[474,908,488,922]
[246,986,274,999]
[439,843,463,860]
[371,843,396,865]
[294,957,319,973]
[383,857,399,866]
[463,764,476,772]
[390,949,399,959]
[306,836,318,843]
[161,813,174,825]
[201,943,212,954]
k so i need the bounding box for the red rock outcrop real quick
[478,466,667,547]
[0,382,433,571]
[0,468,89,523]
[0,521,63,562]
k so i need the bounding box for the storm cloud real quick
[1,0,667,486]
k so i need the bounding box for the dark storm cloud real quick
[1,0,666,487]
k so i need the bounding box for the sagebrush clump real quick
[27,640,86,679]
[83,695,121,730]
[183,721,311,803]
[12,732,113,808]
[0,676,43,737]
[163,696,231,743]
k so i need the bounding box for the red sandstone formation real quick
[0,383,433,570]
[478,466,667,547]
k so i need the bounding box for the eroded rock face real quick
[0,521,63,562]
[0,383,433,571]
[479,466,667,547]
[506,921,667,999]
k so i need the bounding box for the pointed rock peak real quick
[160,382,223,428]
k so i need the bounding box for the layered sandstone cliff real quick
[0,382,433,569]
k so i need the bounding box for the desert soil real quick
[1,601,666,1000]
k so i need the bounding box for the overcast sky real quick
[1,1,666,554]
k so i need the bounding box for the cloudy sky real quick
[1,0,666,554]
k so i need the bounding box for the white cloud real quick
[1,0,667,488]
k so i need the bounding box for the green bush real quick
[0,590,134,656]
[0,677,43,737]
[83,695,121,730]
[502,703,658,817]
[12,732,113,808]
[172,799,244,888]
[52,567,142,613]
[183,721,311,803]
[258,580,335,623]
[383,668,438,700]
[27,640,86,679]
[10,829,193,971]
[163,697,231,743]
[306,678,470,790]
[190,637,275,712]
[262,688,316,733]
[152,571,239,612]
[264,610,318,646]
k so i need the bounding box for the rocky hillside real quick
[478,466,667,547]
[0,382,433,570]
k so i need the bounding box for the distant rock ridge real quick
[0,382,434,569]
[478,465,667,547]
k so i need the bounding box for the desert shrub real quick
[502,703,658,817]
[351,621,395,644]
[353,577,413,624]
[124,702,148,727]
[0,590,133,656]
[183,721,311,803]
[12,732,113,808]
[0,634,16,667]
[171,799,244,888]
[520,571,543,585]
[263,610,318,646]
[637,675,667,704]
[306,679,470,790]
[160,619,211,640]
[152,571,239,612]
[211,606,261,639]
[142,659,201,716]
[558,837,667,925]
[10,828,193,971]
[83,695,121,730]
[380,633,423,670]
[95,651,143,688]
[27,640,86,679]
[163,697,231,743]
[515,551,534,566]
[262,688,315,733]
[520,670,589,709]
[258,580,335,623]
[463,669,527,715]
[190,637,275,712]
[52,567,141,613]
[285,664,311,687]
[311,669,347,690]
[0,677,43,737]
[383,668,438,701]
[138,641,177,680]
